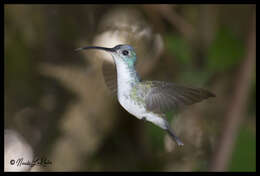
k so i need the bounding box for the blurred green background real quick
[4,4,255,171]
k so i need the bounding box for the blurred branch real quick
[142,5,194,39]
[209,7,255,171]
[198,5,218,48]
[137,34,164,77]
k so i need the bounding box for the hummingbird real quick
[75,44,215,146]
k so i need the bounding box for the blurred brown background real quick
[4,4,255,171]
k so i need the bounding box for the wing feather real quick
[144,81,215,113]
[102,60,117,96]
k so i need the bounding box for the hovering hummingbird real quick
[75,44,215,146]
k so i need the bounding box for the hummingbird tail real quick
[165,128,184,147]
[142,114,184,146]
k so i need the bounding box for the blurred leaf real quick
[5,33,31,82]
[165,111,174,121]
[165,34,192,66]
[165,34,213,86]
[177,70,213,87]
[228,125,256,171]
[147,124,164,151]
[207,27,245,73]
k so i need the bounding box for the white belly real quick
[118,92,167,130]
[118,93,145,120]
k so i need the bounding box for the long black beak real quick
[75,46,116,52]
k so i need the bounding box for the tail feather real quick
[143,114,184,146]
[165,128,184,147]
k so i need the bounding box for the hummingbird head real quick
[75,44,137,67]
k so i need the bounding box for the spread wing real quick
[144,81,215,113]
[102,60,117,96]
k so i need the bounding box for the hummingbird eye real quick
[122,50,129,56]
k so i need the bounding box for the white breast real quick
[114,57,167,130]
[115,60,145,119]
